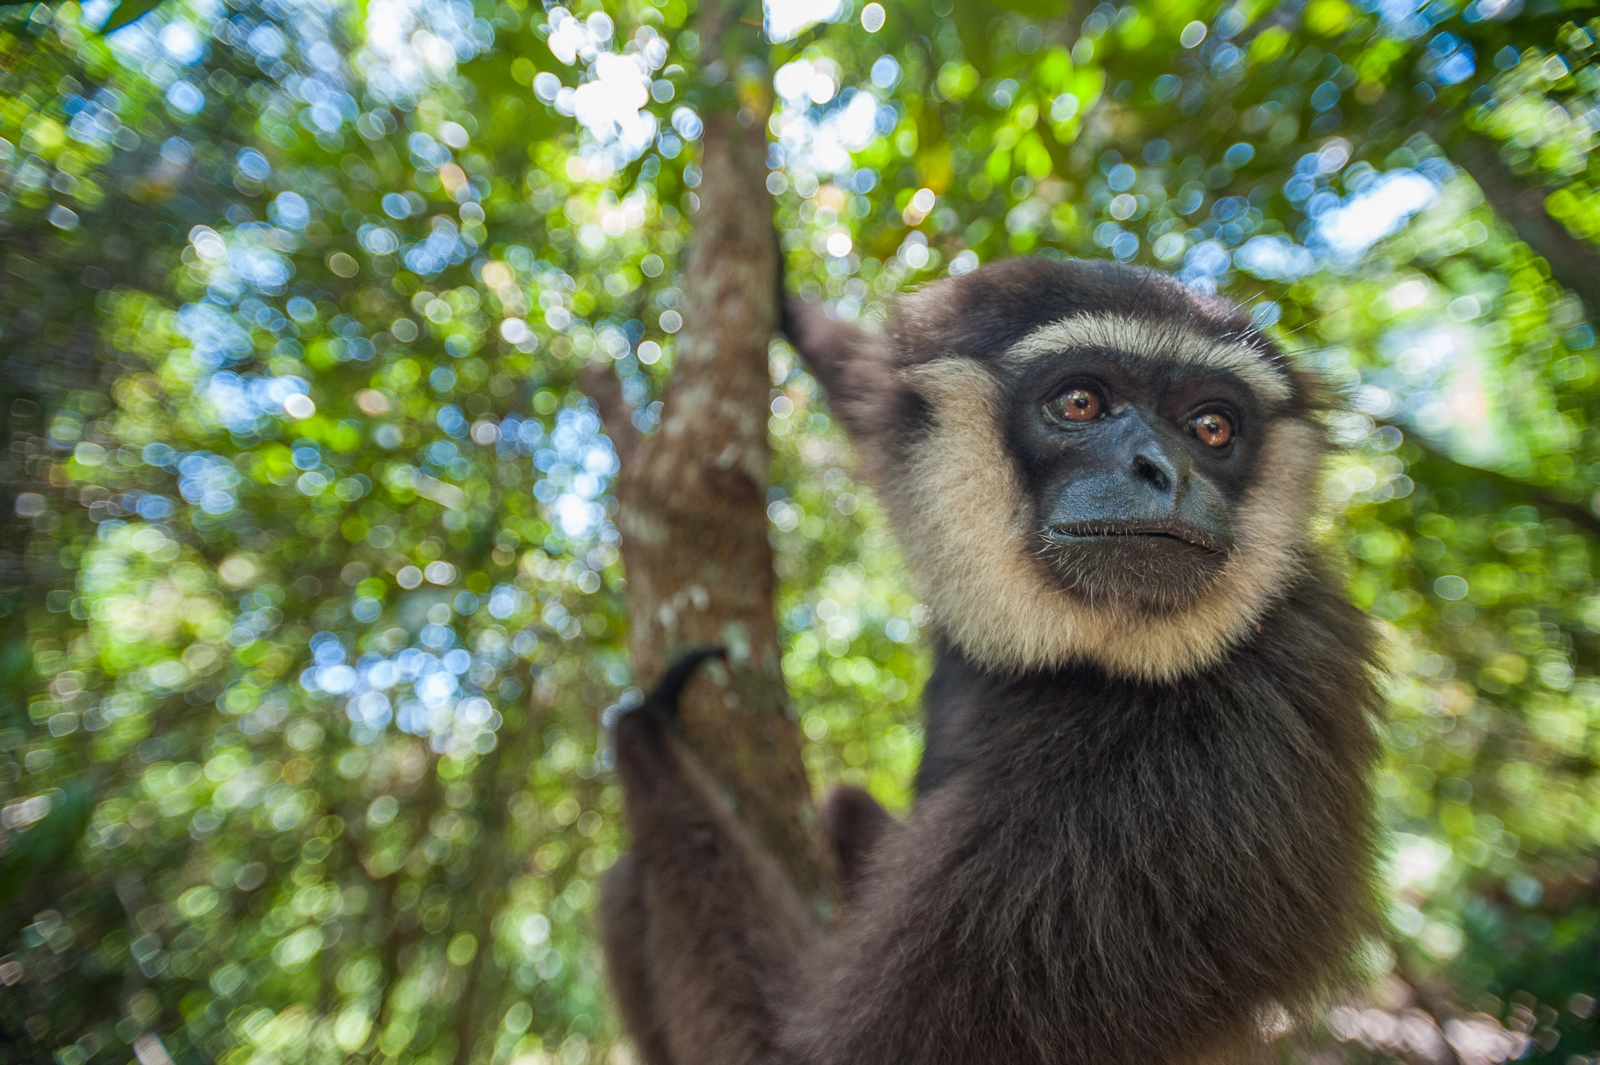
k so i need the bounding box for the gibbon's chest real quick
[917,661,1375,1041]
[966,666,1364,867]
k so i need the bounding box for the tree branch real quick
[578,362,641,470]
[602,8,837,905]
[697,0,757,62]
[1445,134,1600,310]
[1398,429,1600,540]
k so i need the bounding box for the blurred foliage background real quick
[4,0,1600,1059]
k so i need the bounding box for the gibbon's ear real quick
[781,296,903,445]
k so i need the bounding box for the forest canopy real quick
[3,0,1600,1060]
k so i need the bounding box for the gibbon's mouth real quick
[1042,520,1231,556]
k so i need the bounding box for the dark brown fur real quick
[601,258,1384,1065]
[818,784,895,905]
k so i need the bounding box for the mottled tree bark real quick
[585,4,836,903]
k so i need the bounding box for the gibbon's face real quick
[862,261,1323,680]
[1006,334,1272,613]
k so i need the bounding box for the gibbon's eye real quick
[1049,388,1104,423]
[1191,411,1234,448]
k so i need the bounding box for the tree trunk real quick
[585,2,837,904]
[450,733,507,1065]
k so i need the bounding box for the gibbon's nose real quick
[1125,435,1232,540]
[1131,446,1186,498]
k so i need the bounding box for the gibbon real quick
[599,258,1383,1065]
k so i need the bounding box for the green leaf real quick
[101,0,167,32]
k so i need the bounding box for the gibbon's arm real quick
[608,651,820,1064]
[780,297,904,446]
[610,654,1006,1065]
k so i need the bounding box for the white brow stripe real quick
[1004,314,1293,404]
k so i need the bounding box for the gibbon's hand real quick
[612,646,725,809]
[637,646,726,724]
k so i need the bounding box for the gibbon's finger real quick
[612,647,723,801]
[639,646,726,722]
